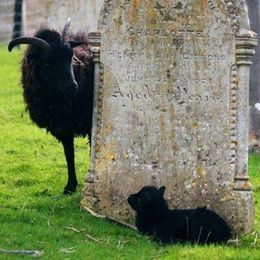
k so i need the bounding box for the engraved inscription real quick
[208,0,216,10]
[106,48,226,61]
[127,27,205,38]
[104,0,231,116]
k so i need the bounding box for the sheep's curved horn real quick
[8,37,50,52]
[62,18,71,39]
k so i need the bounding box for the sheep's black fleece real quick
[20,28,94,193]
[22,29,94,140]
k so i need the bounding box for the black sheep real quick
[128,186,232,244]
[8,21,94,194]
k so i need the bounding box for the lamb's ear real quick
[68,41,84,48]
[158,186,166,196]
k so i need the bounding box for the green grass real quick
[0,45,259,259]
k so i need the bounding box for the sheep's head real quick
[8,20,83,98]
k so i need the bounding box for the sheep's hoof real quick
[63,186,77,195]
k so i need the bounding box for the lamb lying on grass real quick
[128,186,232,244]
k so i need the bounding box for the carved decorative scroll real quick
[229,64,238,176]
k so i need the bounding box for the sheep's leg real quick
[61,136,78,194]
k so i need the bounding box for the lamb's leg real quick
[61,136,78,194]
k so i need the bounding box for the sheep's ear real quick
[158,186,166,196]
[68,41,84,48]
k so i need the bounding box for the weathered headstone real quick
[81,0,257,234]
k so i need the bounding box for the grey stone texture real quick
[24,0,104,36]
[0,0,15,42]
[81,0,258,235]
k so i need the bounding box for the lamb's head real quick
[8,21,83,98]
[128,186,168,218]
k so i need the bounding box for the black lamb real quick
[8,21,94,194]
[128,186,232,244]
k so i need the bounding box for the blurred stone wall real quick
[24,0,104,35]
[0,0,15,42]
[0,0,103,43]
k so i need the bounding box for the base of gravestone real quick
[232,191,255,234]
[81,170,255,236]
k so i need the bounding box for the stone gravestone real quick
[81,0,257,234]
